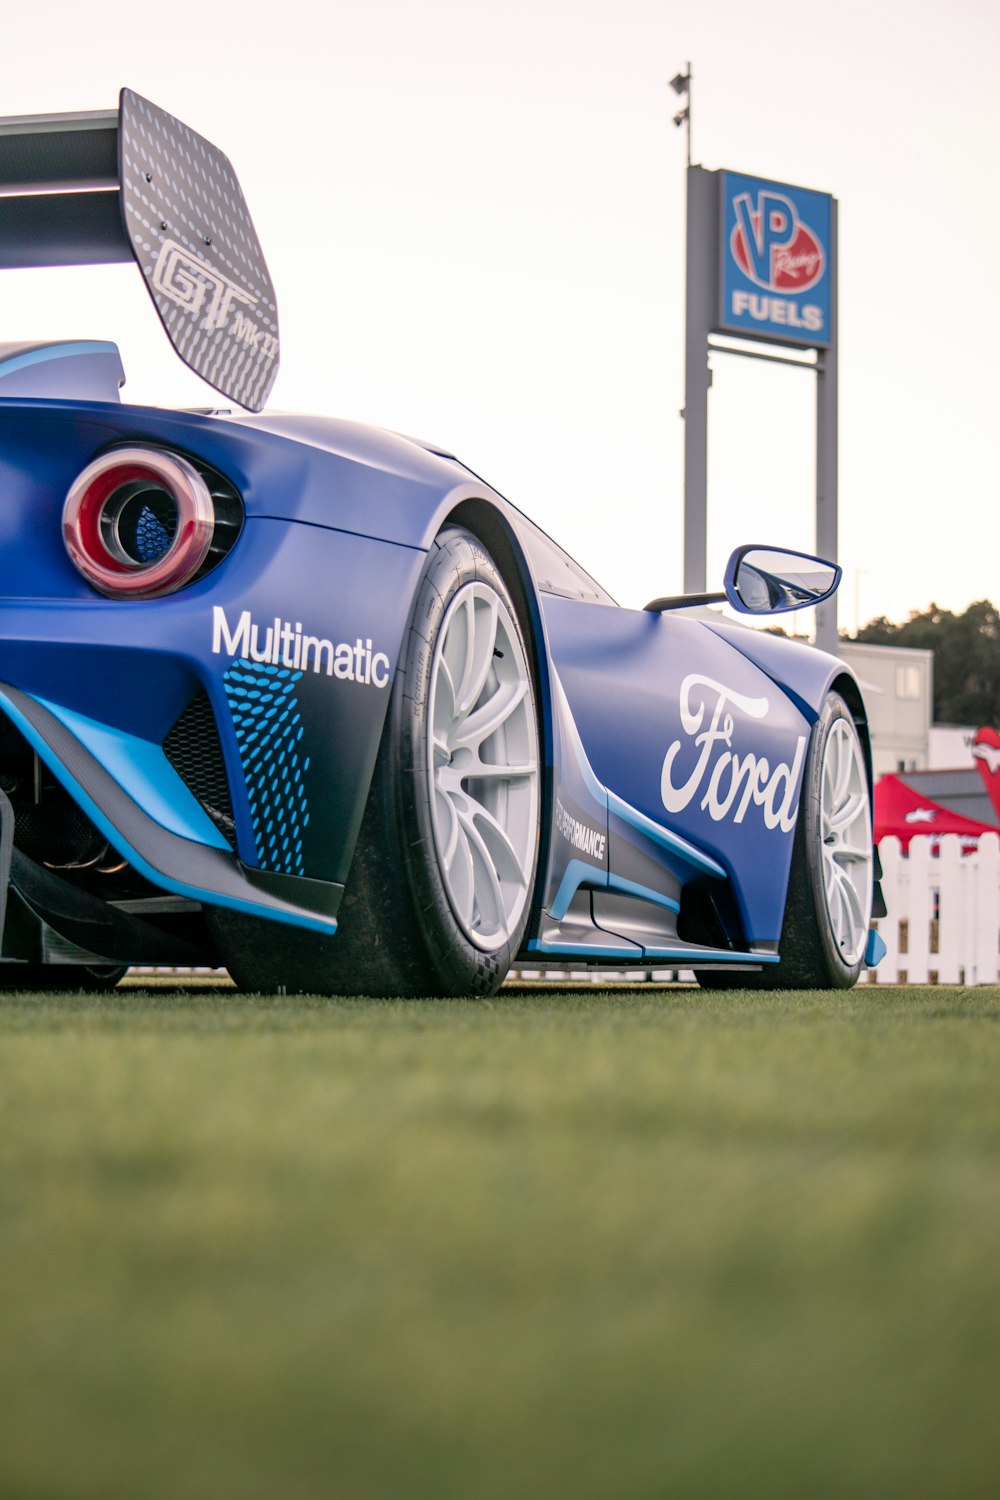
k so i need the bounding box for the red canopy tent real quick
[972,726,1000,822]
[873,773,999,852]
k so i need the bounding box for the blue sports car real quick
[0,90,884,995]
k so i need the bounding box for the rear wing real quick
[0,88,278,411]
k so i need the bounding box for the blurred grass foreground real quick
[1,984,999,1499]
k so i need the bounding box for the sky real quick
[2,0,998,630]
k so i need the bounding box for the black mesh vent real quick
[164,691,236,848]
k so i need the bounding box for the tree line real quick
[847,601,1000,726]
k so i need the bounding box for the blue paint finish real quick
[540,667,713,948]
[606,788,725,878]
[34,695,231,849]
[527,936,779,966]
[641,948,781,964]
[526,937,644,960]
[539,671,610,920]
[605,873,680,913]
[0,341,114,375]
[0,503,428,887]
[549,857,609,921]
[0,402,437,600]
[541,596,813,944]
[550,672,608,807]
[0,341,125,403]
[549,665,715,878]
[702,617,847,722]
[865,929,887,968]
[0,383,873,969]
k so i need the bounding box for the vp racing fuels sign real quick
[718,171,832,348]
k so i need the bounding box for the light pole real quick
[670,64,691,168]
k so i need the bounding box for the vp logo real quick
[731,190,824,294]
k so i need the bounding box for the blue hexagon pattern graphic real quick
[222,659,310,875]
[135,504,173,562]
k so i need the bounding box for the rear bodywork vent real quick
[163,691,236,847]
[64,445,244,597]
[192,457,243,578]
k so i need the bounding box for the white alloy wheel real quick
[427,579,539,951]
[818,716,873,965]
[695,691,875,992]
[209,528,542,998]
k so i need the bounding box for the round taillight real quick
[63,447,216,598]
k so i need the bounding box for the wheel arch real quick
[768,671,876,972]
[830,669,875,793]
[438,496,558,942]
[439,496,556,770]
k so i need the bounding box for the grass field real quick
[1,982,998,1500]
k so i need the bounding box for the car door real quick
[540,592,812,950]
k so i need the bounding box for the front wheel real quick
[698,692,873,990]
[214,527,541,997]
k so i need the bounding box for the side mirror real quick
[724,545,842,616]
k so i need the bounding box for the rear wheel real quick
[0,964,126,992]
[214,527,541,997]
[697,692,873,990]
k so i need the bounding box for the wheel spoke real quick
[833,843,871,863]
[457,811,507,933]
[832,726,853,806]
[452,678,529,755]
[447,814,477,931]
[435,786,461,869]
[456,593,499,716]
[427,578,539,953]
[826,869,847,946]
[458,800,529,890]
[823,842,865,946]
[830,862,865,946]
[441,593,474,710]
[464,759,537,780]
[826,791,867,835]
[434,655,457,738]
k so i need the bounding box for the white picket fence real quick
[873,833,1000,985]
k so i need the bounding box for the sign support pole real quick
[682,165,715,594]
[814,196,838,654]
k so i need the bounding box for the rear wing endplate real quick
[0,88,279,410]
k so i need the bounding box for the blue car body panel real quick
[0,340,870,972]
[539,599,811,949]
[0,400,431,902]
[0,90,877,983]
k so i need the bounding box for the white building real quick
[838,641,933,777]
[928,724,977,770]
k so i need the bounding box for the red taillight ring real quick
[63,447,215,598]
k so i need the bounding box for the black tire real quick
[213,527,541,997]
[696,692,873,991]
[0,964,127,992]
